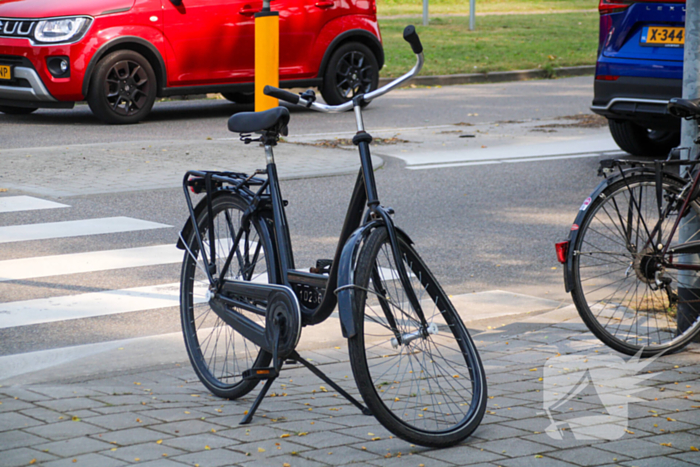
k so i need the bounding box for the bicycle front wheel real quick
[180,193,275,399]
[572,173,700,356]
[348,227,487,448]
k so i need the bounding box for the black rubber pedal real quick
[311,259,332,274]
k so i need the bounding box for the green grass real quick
[377,0,597,17]
[379,12,598,77]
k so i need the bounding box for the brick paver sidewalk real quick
[1,305,699,467]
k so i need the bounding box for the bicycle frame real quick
[177,49,428,346]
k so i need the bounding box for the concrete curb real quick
[378,65,595,88]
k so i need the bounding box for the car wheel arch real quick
[317,29,384,79]
[82,37,167,99]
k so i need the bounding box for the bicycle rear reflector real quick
[555,241,569,264]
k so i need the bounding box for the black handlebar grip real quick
[403,25,423,55]
[263,85,300,104]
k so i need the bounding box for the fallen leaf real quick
[71,416,81,422]
[691,446,699,452]
[280,434,290,438]
[29,460,36,465]
[258,448,265,453]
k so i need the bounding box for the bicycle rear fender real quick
[563,167,687,292]
[336,220,414,339]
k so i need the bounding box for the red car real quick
[0,0,383,123]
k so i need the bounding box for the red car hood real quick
[0,0,135,18]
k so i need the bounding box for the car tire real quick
[87,50,157,124]
[608,119,680,157]
[320,42,379,106]
[221,92,254,105]
[0,105,38,115]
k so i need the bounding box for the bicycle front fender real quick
[336,220,413,339]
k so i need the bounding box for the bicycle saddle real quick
[668,97,700,119]
[228,106,290,135]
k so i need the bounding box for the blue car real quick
[591,0,684,156]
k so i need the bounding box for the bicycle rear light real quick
[555,241,569,264]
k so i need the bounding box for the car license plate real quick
[641,26,684,47]
[0,65,12,81]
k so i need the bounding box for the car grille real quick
[0,19,36,38]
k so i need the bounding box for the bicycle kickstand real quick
[239,377,277,425]
[240,324,283,425]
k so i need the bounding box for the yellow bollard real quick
[254,10,279,112]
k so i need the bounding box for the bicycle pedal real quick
[242,367,278,381]
[310,259,332,274]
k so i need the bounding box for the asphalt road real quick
[0,77,593,148]
[0,76,607,357]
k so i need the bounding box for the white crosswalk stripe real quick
[0,282,195,329]
[0,195,70,213]
[0,216,170,243]
[0,244,183,282]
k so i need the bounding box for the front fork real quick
[355,133,430,334]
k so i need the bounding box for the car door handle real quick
[314,1,334,8]
[239,6,262,16]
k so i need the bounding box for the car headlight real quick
[34,17,91,44]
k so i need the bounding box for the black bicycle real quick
[557,98,700,357]
[176,26,487,448]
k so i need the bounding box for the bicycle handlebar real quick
[263,87,300,105]
[264,25,424,113]
[403,25,423,55]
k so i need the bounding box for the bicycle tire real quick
[347,227,487,448]
[571,173,700,357]
[180,193,275,399]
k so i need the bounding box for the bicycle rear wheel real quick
[180,193,275,398]
[348,227,487,448]
[572,173,700,356]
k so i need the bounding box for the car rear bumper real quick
[591,76,682,130]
